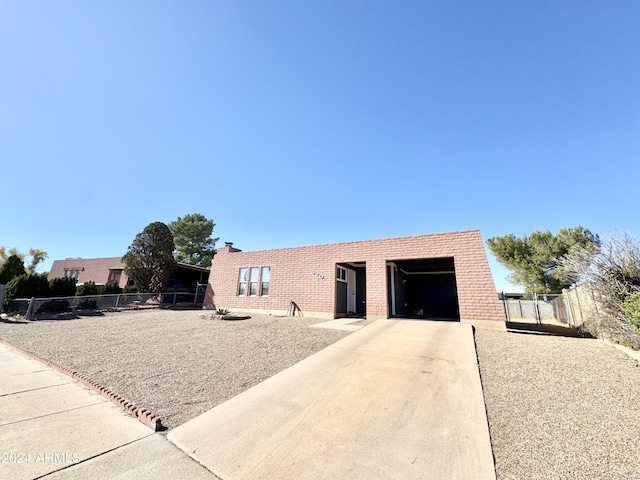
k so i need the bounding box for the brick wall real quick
[205,230,504,322]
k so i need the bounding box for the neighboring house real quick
[48,257,210,290]
[48,257,127,288]
[204,229,505,326]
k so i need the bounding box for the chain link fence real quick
[500,293,563,324]
[4,284,208,320]
[499,288,599,327]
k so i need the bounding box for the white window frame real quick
[64,269,81,281]
[238,268,248,296]
[260,267,270,296]
[249,267,259,296]
[337,266,347,283]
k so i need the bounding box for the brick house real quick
[204,229,504,326]
[48,257,210,290]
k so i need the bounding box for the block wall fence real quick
[204,230,504,323]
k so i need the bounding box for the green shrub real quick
[4,273,50,306]
[76,281,99,296]
[215,307,230,315]
[0,255,26,285]
[49,277,78,297]
[102,282,123,295]
[36,299,71,314]
[623,292,640,333]
[78,299,98,310]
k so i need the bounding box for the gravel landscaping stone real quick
[0,309,349,430]
[3,312,640,479]
[475,327,640,480]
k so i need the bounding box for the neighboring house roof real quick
[174,263,211,274]
[48,257,210,288]
[48,257,125,286]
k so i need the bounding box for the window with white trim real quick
[64,269,81,281]
[238,268,248,295]
[260,267,270,296]
[237,266,272,297]
[249,267,259,296]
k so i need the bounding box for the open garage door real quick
[387,258,460,321]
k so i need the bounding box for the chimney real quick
[221,242,241,253]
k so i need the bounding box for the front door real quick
[336,266,357,316]
[336,266,348,316]
[347,268,356,313]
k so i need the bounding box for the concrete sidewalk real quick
[0,342,214,480]
[169,320,496,480]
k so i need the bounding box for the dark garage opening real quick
[387,258,460,321]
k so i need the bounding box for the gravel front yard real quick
[3,312,640,478]
[475,327,640,480]
[0,309,349,429]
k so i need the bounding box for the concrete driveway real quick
[169,319,495,480]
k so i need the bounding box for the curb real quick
[0,339,163,431]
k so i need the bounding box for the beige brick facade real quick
[204,230,504,323]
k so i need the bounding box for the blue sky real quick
[1,1,638,291]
